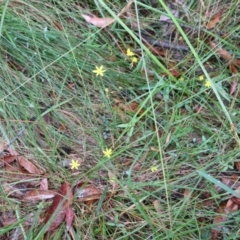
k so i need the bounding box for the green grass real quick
[1,0,240,239]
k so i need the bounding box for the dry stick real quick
[141,34,189,51]
[0,127,26,156]
[0,106,51,156]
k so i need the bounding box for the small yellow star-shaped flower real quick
[131,57,138,63]
[70,159,80,170]
[103,148,112,158]
[179,77,184,81]
[150,166,158,172]
[198,75,204,81]
[204,80,211,88]
[126,48,135,57]
[93,65,106,77]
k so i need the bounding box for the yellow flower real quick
[131,57,138,63]
[109,177,116,184]
[70,159,80,170]
[103,148,112,158]
[179,77,184,81]
[93,65,106,77]
[126,48,135,57]
[204,80,211,88]
[198,75,204,81]
[150,166,158,172]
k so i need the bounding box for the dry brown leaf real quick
[211,214,226,240]
[209,42,240,67]
[183,189,191,198]
[0,145,19,165]
[82,1,133,29]
[215,176,240,192]
[4,162,20,173]
[206,12,221,29]
[235,162,240,171]
[229,63,238,74]
[230,80,237,96]
[17,156,41,174]
[144,40,166,57]
[65,206,74,231]
[209,42,232,62]
[40,178,48,190]
[224,198,239,213]
[82,14,114,28]
[44,182,73,231]
[2,155,16,164]
[2,182,24,199]
[212,199,239,239]
[114,99,145,116]
[75,184,102,202]
[162,61,182,77]
[24,190,56,201]
[1,216,17,227]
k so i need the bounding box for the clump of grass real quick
[1,0,240,239]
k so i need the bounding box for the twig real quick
[0,106,52,156]
[141,33,189,51]
[0,127,25,156]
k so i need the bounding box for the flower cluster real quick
[126,48,138,65]
[199,75,211,88]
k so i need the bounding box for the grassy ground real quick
[1,0,240,239]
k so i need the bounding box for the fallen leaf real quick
[183,189,191,198]
[162,61,182,77]
[143,40,166,57]
[2,182,24,199]
[209,41,233,62]
[74,184,102,202]
[65,206,74,231]
[17,156,41,174]
[40,178,48,191]
[206,12,221,29]
[1,216,17,227]
[229,63,238,74]
[211,198,239,239]
[211,215,226,240]
[114,99,145,116]
[235,162,240,171]
[44,182,73,231]
[0,145,19,164]
[225,198,239,213]
[24,190,56,201]
[2,155,17,164]
[230,80,237,96]
[82,1,133,29]
[4,162,20,173]
[82,14,114,28]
